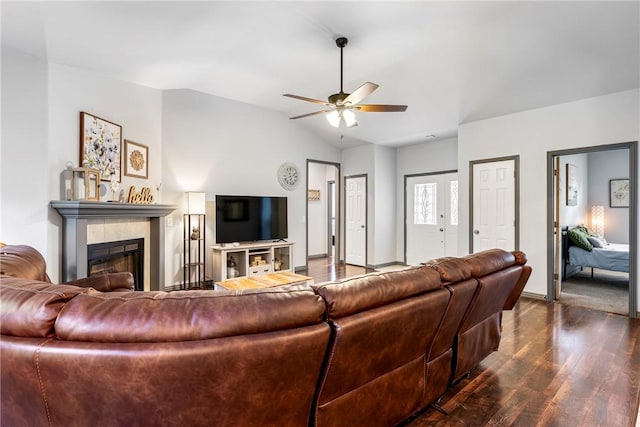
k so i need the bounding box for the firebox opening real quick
[88,239,144,291]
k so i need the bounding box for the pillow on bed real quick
[568,227,593,251]
[588,235,608,248]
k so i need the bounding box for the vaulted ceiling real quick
[2,1,638,148]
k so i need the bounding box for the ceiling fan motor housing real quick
[329,92,349,105]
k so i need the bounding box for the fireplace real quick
[88,239,144,291]
[50,201,176,290]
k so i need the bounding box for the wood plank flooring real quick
[302,258,640,427]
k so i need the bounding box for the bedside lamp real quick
[591,205,605,236]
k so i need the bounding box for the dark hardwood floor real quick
[302,258,640,427]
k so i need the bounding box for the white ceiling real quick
[2,1,638,148]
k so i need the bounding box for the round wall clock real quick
[278,162,300,190]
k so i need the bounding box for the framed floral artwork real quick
[80,112,122,182]
[124,140,149,179]
[610,178,630,208]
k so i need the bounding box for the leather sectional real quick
[1,244,531,426]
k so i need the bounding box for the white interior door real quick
[472,159,516,252]
[346,176,366,266]
[406,172,458,265]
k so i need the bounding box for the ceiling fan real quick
[283,37,407,128]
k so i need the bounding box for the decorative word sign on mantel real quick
[127,186,154,204]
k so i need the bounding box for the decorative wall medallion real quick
[278,162,300,190]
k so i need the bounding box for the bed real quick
[562,226,629,279]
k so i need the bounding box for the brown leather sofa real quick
[1,245,530,426]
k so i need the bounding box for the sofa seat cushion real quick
[0,277,88,337]
[55,285,326,342]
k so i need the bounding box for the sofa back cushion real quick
[313,266,442,318]
[312,267,450,426]
[0,245,51,282]
[0,277,88,338]
[55,285,325,342]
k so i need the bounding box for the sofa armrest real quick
[63,272,135,292]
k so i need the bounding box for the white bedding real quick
[568,243,629,273]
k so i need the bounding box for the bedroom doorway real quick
[547,142,637,317]
[306,160,340,273]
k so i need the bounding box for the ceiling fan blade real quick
[355,104,408,112]
[283,94,328,105]
[343,82,379,106]
[289,110,330,120]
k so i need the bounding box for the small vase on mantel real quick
[155,182,162,204]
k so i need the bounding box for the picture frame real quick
[308,189,320,201]
[610,178,630,208]
[565,163,578,206]
[80,111,122,182]
[124,139,149,179]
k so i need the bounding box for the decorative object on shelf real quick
[71,163,100,201]
[183,192,206,289]
[155,182,162,203]
[124,139,149,179]
[190,225,200,240]
[278,162,300,190]
[565,163,578,206]
[109,174,120,201]
[274,258,282,271]
[591,205,605,236]
[227,256,238,278]
[127,186,154,204]
[610,179,629,208]
[79,111,122,182]
[308,189,320,201]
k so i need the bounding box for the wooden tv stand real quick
[211,241,294,282]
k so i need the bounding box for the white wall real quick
[395,137,458,261]
[1,51,163,282]
[458,89,640,303]
[588,149,630,243]
[373,145,397,266]
[1,49,48,256]
[161,89,340,284]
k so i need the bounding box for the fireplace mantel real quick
[51,201,176,219]
[51,201,177,290]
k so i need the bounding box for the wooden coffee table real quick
[214,271,314,291]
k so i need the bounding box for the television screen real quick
[215,195,288,243]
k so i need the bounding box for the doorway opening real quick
[306,160,341,274]
[547,142,637,317]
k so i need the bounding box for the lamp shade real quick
[187,192,206,215]
[591,205,605,236]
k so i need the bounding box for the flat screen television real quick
[215,195,288,244]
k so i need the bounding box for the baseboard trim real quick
[308,253,328,260]
[373,261,406,269]
[522,291,547,301]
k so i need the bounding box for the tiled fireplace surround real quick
[51,201,176,291]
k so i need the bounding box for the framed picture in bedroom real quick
[565,163,578,206]
[79,111,122,182]
[610,179,630,208]
[124,140,149,179]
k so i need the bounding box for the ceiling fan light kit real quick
[284,36,407,129]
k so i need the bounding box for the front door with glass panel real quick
[405,172,458,266]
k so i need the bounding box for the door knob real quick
[360,225,365,228]
[439,228,444,232]
[473,230,480,235]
